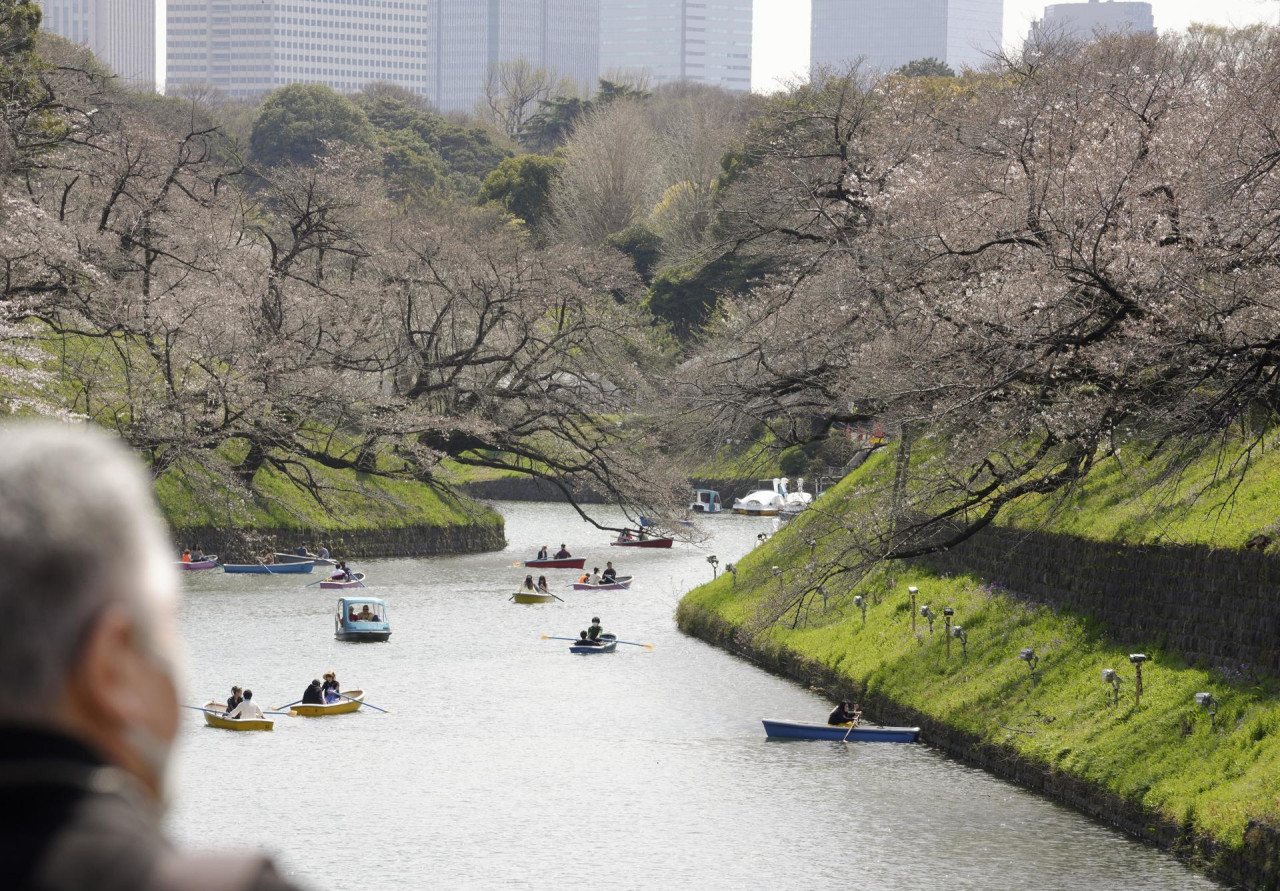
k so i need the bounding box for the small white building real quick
[1029,0,1155,43]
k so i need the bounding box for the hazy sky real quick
[752,0,1280,91]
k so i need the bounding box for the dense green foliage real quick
[249,83,376,166]
[479,153,562,227]
[680,453,1280,857]
[647,253,776,338]
[896,57,956,77]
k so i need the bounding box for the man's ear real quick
[65,606,148,729]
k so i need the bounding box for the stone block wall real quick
[172,521,505,562]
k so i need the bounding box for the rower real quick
[301,679,325,705]
[321,672,341,704]
[227,689,264,720]
[827,700,861,727]
[295,545,308,556]
[536,575,550,593]
[554,544,571,559]
[318,545,331,560]
[601,562,617,582]
[537,545,549,560]
[587,617,604,641]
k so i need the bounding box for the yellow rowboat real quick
[202,701,273,732]
[512,591,558,604]
[290,689,365,717]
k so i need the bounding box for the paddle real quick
[339,693,390,714]
[271,698,305,711]
[540,634,653,649]
[841,710,863,743]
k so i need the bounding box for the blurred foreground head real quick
[0,423,179,801]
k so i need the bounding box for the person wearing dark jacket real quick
[225,685,244,714]
[302,679,325,705]
[0,424,306,891]
[828,700,861,726]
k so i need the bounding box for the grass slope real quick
[679,446,1280,859]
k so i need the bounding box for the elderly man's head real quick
[0,423,179,800]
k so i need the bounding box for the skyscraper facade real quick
[1029,1,1155,43]
[166,0,598,110]
[599,0,752,92]
[810,0,1003,76]
[36,0,156,89]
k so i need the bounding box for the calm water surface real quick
[169,502,1220,890]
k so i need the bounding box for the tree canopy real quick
[249,83,376,166]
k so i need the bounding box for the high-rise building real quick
[36,0,155,90]
[598,0,752,92]
[166,0,599,110]
[1029,1,1155,43]
[810,0,1003,76]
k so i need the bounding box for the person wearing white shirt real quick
[227,689,264,720]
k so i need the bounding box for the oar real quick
[540,634,649,647]
[339,693,390,714]
[608,639,655,649]
[303,576,329,588]
[272,698,305,711]
[842,711,863,743]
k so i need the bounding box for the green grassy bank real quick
[677,441,1280,885]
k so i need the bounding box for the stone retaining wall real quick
[171,521,505,562]
[922,527,1280,673]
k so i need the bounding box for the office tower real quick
[810,0,1003,76]
[35,0,156,90]
[166,0,599,110]
[599,0,753,92]
[1029,1,1155,43]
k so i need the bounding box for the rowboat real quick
[610,537,673,549]
[291,689,365,717]
[222,561,314,574]
[524,557,586,569]
[570,633,617,654]
[760,719,920,743]
[512,591,559,604]
[176,556,218,571]
[335,600,390,641]
[274,552,337,567]
[570,575,633,591]
[320,572,366,590]
[201,701,273,732]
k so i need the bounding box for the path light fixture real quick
[726,563,737,585]
[1129,654,1147,707]
[951,625,968,659]
[943,607,955,658]
[853,594,867,624]
[908,586,919,632]
[1102,668,1122,706]
[919,604,935,634]
[1195,692,1218,730]
[807,537,817,555]
[1020,647,1039,686]
[707,555,719,579]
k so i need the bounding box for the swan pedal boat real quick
[222,561,314,574]
[570,633,617,654]
[610,537,673,549]
[202,701,273,732]
[512,590,558,604]
[524,557,585,569]
[320,572,366,590]
[570,576,633,591]
[176,556,218,571]
[292,690,366,717]
[761,719,920,743]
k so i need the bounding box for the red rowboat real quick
[610,538,673,549]
[525,557,586,569]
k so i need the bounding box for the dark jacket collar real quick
[0,724,105,767]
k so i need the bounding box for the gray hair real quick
[0,423,175,718]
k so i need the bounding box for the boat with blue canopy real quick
[335,597,391,642]
[761,719,920,743]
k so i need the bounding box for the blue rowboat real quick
[761,719,920,743]
[335,597,391,642]
[221,561,314,574]
[570,633,616,654]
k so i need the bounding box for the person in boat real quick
[318,545,331,560]
[536,575,550,593]
[602,562,617,582]
[522,575,536,591]
[554,544,571,559]
[227,689,264,721]
[225,685,244,714]
[577,630,603,647]
[638,529,648,541]
[348,605,359,622]
[181,549,192,563]
[579,572,590,584]
[295,545,308,556]
[260,552,275,565]
[321,672,341,704]
[591,567,602,584]
[617,529,633,543]
[302,679,325,705]
[587,617,604,641]
[536,545,549,561]
[827,700,861,727]
[357,604,374,621]
[331,561,353,582]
